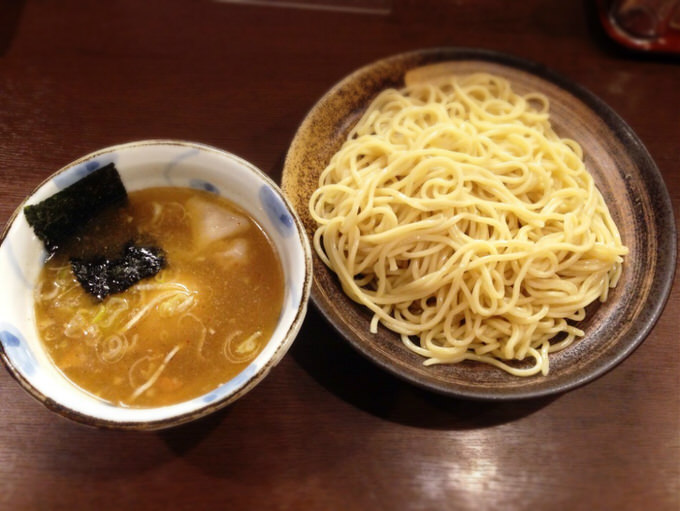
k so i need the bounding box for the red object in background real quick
[597,0,680,52]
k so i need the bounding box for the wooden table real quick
[1,1,678,509]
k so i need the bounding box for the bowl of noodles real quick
[282,48,676,400]
[0,140,312,429]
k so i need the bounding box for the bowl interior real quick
[282,48,676,399]
[0,140,311,428]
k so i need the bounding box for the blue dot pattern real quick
[259,186,294,237]
[189,179,220,194]
[0,323,36,376]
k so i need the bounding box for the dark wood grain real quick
[0,1,678,510]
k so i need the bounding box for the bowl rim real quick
[0,139,313,429]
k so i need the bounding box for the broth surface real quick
[34,186,284,407]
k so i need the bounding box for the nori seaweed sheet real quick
[24,162,127,254]
[70,243,166,301]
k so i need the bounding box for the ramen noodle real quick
[309,72,627,376]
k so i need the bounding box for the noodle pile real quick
[309,72,628,376]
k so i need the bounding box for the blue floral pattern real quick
[163,148,201,185]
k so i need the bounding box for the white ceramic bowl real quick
[0,140,312,430]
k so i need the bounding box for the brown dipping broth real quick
[33,187,284,407]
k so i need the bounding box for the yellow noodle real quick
[309,72,628,376]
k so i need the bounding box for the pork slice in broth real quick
[186,196,250,251]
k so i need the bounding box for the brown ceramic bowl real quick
[281,48,676,400]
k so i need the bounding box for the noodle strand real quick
[310,72,627,376]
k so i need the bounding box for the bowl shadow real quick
[289,306,558,431]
